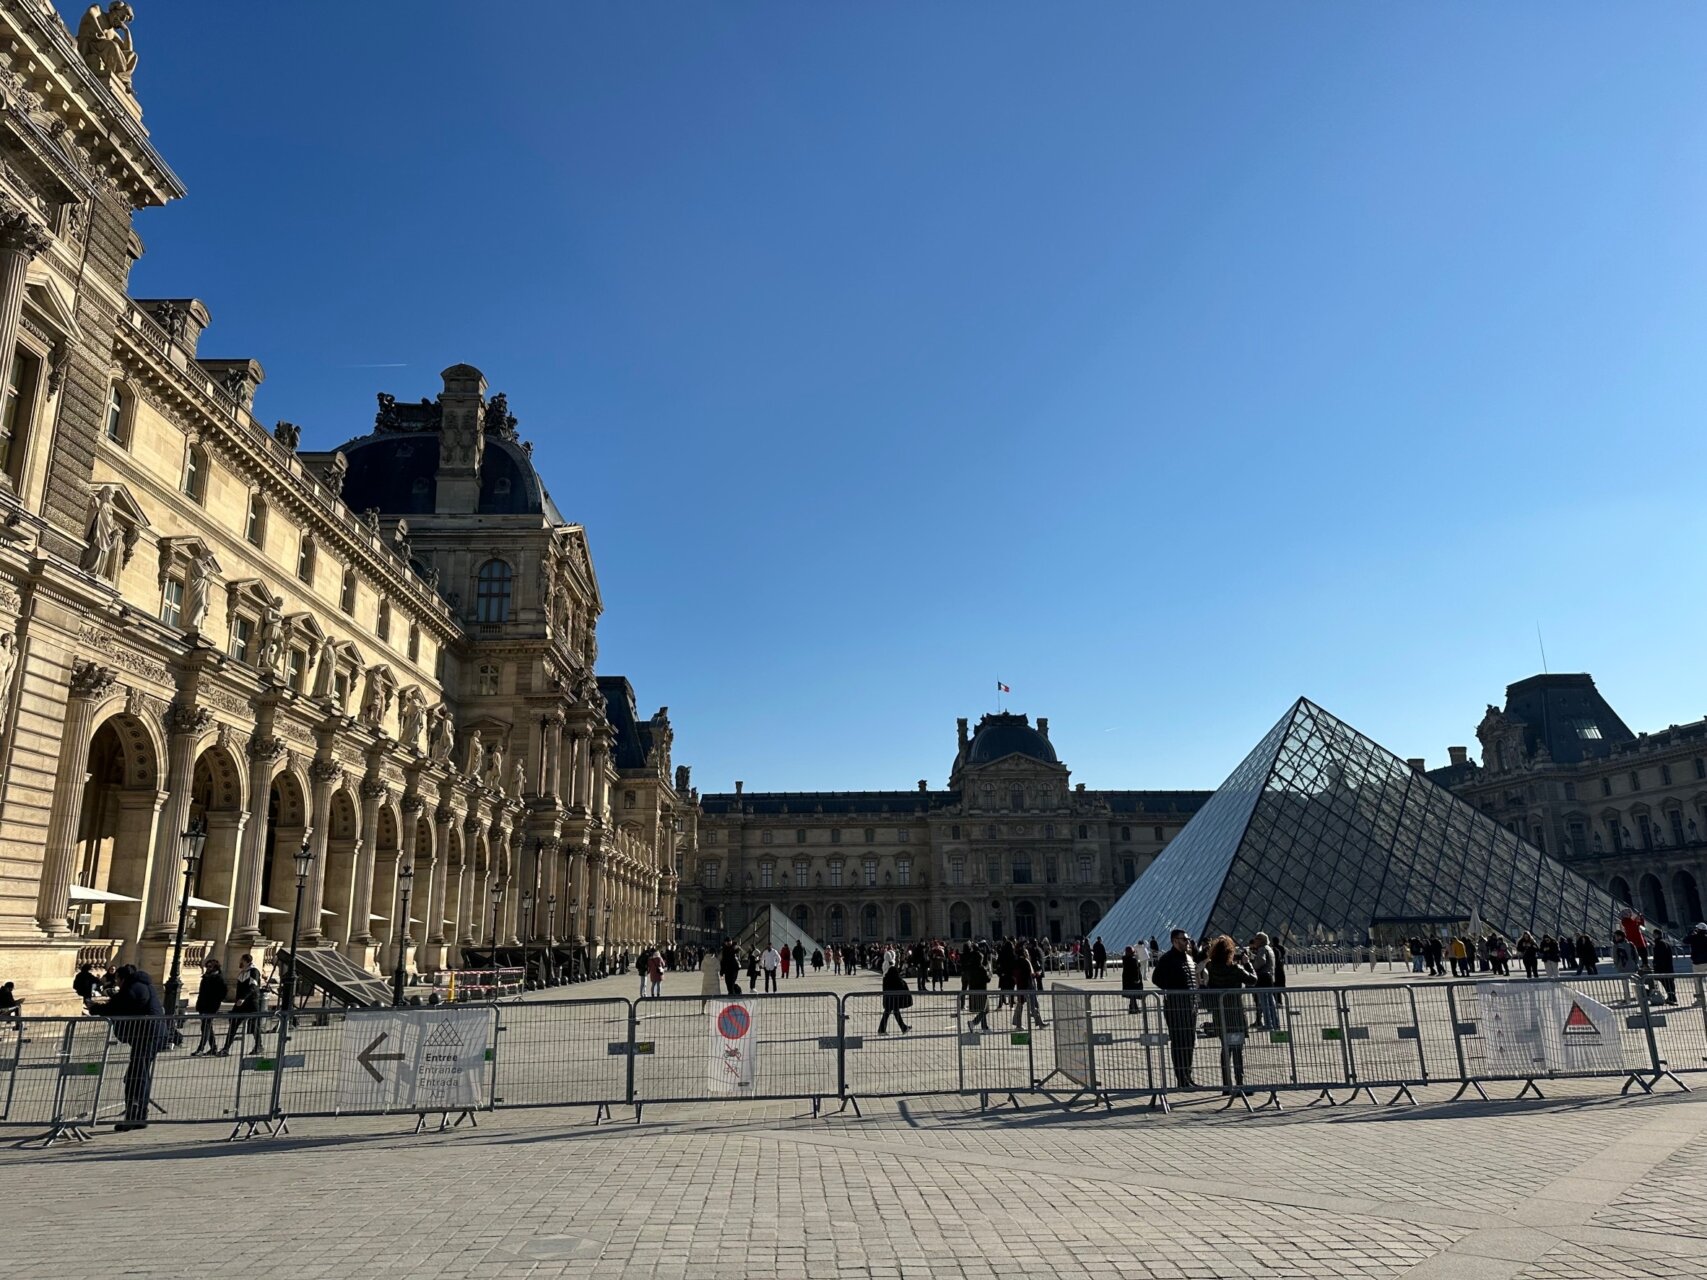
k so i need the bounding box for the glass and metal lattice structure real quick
[1097,698,1626,949]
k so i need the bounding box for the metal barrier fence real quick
[1,974,1697,1143]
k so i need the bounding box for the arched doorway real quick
[73,713,161,948]
[187,740,246,952]
[1608,875,1632,906]
[1672,870,1704,926]
[896,903,915,940]
[1640,873,1670,924]
[791,904,811,936]
[860,902,880,940]
[1013,900,1038,939]
[827,904,845,941]
[260,771,309,941]
[322,787,359,947]
[949,901,972,940]
[1079,899,1101,935]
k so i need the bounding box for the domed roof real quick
[964,713,1058,767]
[336,433,561,521]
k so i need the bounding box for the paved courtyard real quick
[2,960,1705,1280]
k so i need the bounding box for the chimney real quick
[957,718,969,748]
[734,780,743,795]
[1448,746,1468,767]
[1406,758,1425,772]
[435,362,487,514]
[1075,783,1086,793]
[917,779,928,792]
[1037,717,1049,740]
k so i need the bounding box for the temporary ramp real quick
[732,904,826,962]
[283,946,393,1008]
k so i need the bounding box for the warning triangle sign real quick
[1561,1001,1598,1036]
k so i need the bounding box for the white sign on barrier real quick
[1477,983,1625,1075]
[708,1000,756,1093]
[337,1008,491,1112]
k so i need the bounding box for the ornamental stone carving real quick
[427,704,454,761]
[0,210,53,260]
[248,734,286,764]
[69,659,118,702]
[165,703,212,738]
[80,486,123,581]
[396,685,426,752]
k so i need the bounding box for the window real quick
[623,790,636,808]
[1662,763,1673,786]
[761,830,773,845]
[829,860,843,887]
[286,649,306,693]
[897,829,909,843]
[828,905,844,939]
[1601,778,1612,798]
[1153,826,1163,841]
[831,829,842,844]
[897,858,911,886]
[1077,855,1093,884]
[475,559,512,623]
[1043,824,1053,839]
[1630,771,1641,793]
[340,567,357,614]
[0,350,37,482]
[1077,824,1088,840]
[701,860,719,889]
[1698,758,1706,782]
[897,904,914,938]
[182,444,209,503]
[1120,825,1131,841]
[245,493,266,547]
[862,857,877,887]
[1012,854,1032,885]
[297,535,316,584]
[794,858,808,884]
[376,600,391,642]
[160,577,184,628]
[1010,788,1024,811]
[333,671,349,709]
[951,825,960,840]
[477,664,500,695]
[1568,822,1588,858]
[407,625,420,662]
[1564,782,1576,801]
[1572,719,1603,741]
[950,858,964,885]
[1122,857,1136,884]
[759,862,773,889]
[705,831,718,846]
[104,383,130,447]
[864,828,875,844]
[796,829,806,845]
[230,616,254,664]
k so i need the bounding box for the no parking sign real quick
[709,1000,757,1093]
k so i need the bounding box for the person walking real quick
[792,941,806,979]
[878,963,912,1035]
[1540,934,1560,978]
[812,948,824,974]
[700,949,721,1008]
[1577,933,1599,975]
[1517,932,1540,979]
[218,955,265,1056]
[1652,930,1678,1005]
[1121,945,1144,1013]
[1092,936,1108,980]
[961,947,991,1030]
[1248,932,1279,1031]
[761,945,780,993]
[189,960,228,1056]
[1151,929,1200,1090]
[1203,936,1257,1094]
[647,950,664,998]
[88,965,168,1131]
[1011,945,1047,1030]
[719,940,741,997]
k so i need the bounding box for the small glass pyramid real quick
[1097,698,1626,949]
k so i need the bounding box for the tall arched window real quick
[182,443,209,503]
[475,559,512,623]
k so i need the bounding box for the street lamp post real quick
[163,815,208,1046]
[546,893,558,985]
[282,832,315,1015]
[392,861,415,1006]
[603,902,613,976]
[566,900,579,981]
[520,889,534,988]
[488,881,504,955]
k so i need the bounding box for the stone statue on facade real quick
[360,670,391,728]
[77,4,137,92]
[326,451,348,497]
[80,485,123,581]
[255,598,285,674]
[311,632,338,699]
[181,550,216,634]
[0,633,18,730]
[427,703,454,761]
[482,739,505,790]
[272,420,301,449]
[397,685,426,752]
[462,728,483,778]
[508,756,526,799]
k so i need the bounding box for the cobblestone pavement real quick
[2,1077,1706,1278]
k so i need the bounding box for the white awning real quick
[184,896,227,911]
[256,904,286,916]
[69,885,139,904]
[320,909,338,917]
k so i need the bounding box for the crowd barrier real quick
[1,972,1697,1144]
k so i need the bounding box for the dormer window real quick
[104,383,132,448]
[297,535,316,584]
[182,443,209,504]
[245,493,267,548]
[477,663,500,696]
[475,559,512,623]
[494,477,512,496]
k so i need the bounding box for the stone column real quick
[569,731,589,811]
[586,850,606,957]
[346,778,386,950]
[592,743,611,822]
[143,705,212,941]
[0,212,51,488]
[426,801,451,948]
[505,831,523,944]
[300,760,341,946]
[36,662,118,935]
[228,734,283,959]
[538,837,562,941]
[398,792,424,970]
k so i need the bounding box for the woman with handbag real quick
[878,963,911,1035]
[1203,935,1257,1094]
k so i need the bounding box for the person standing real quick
[190,960,228,1056]
[1652,930,1678,1005]
[761,945,780,993]
[1010,946,1047,1030]
[792,941,806,979]
[878,963,912,1035]
[647,950,665,998]
[1203,936,1257,1094]
[219,955,265,1056]
[1092,936,1108,980]
[1517,932,1540,979]
[1247,933,1279,1031]
[1121,945,1143,1013]
[719,940,741,997]
[811,948,824,974]
[88,965,168,1131]
[1151,930,1200,1090]
[779,944,791,981]
[960,947,990,1031]
[1540,934,1560,978]
[700,950,721,1009]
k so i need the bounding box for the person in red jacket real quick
[1620,910,1650,966]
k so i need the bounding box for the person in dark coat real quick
[1203,936,1257,1093]
[1151,930,1199,1089]
[219,956,266,1056]
[1651,930,1678,1005]
[88,965,168,1129]
[720,941,741,996]
[190,960,228,1056]
[1010,946,1046,1029]
[0,981,18,1021]
[878,964,911,1035]
[72,963,100,1002]
[961,949,990,1030]
[1120,945,1143,1013]
[1092,936,1108,980]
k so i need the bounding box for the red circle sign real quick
[717,1004,751,1040]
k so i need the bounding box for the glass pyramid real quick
[1097,698,1627,949]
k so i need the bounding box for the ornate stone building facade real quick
[686,713,1207,947]
[1428,673,1707,932]
[0,3,682,1010]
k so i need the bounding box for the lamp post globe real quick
[282,831,315,1016]
[164,815,209,1046]
[392,861,415,1006]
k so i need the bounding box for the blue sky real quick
[97,3,1707,793]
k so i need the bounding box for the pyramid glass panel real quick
[1096,698,1629,950]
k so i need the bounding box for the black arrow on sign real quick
[358,1032,406,1083]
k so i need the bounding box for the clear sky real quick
[93,2,1707,794]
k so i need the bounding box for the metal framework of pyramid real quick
[732,904,826,963]
[1097,697,1627,949]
